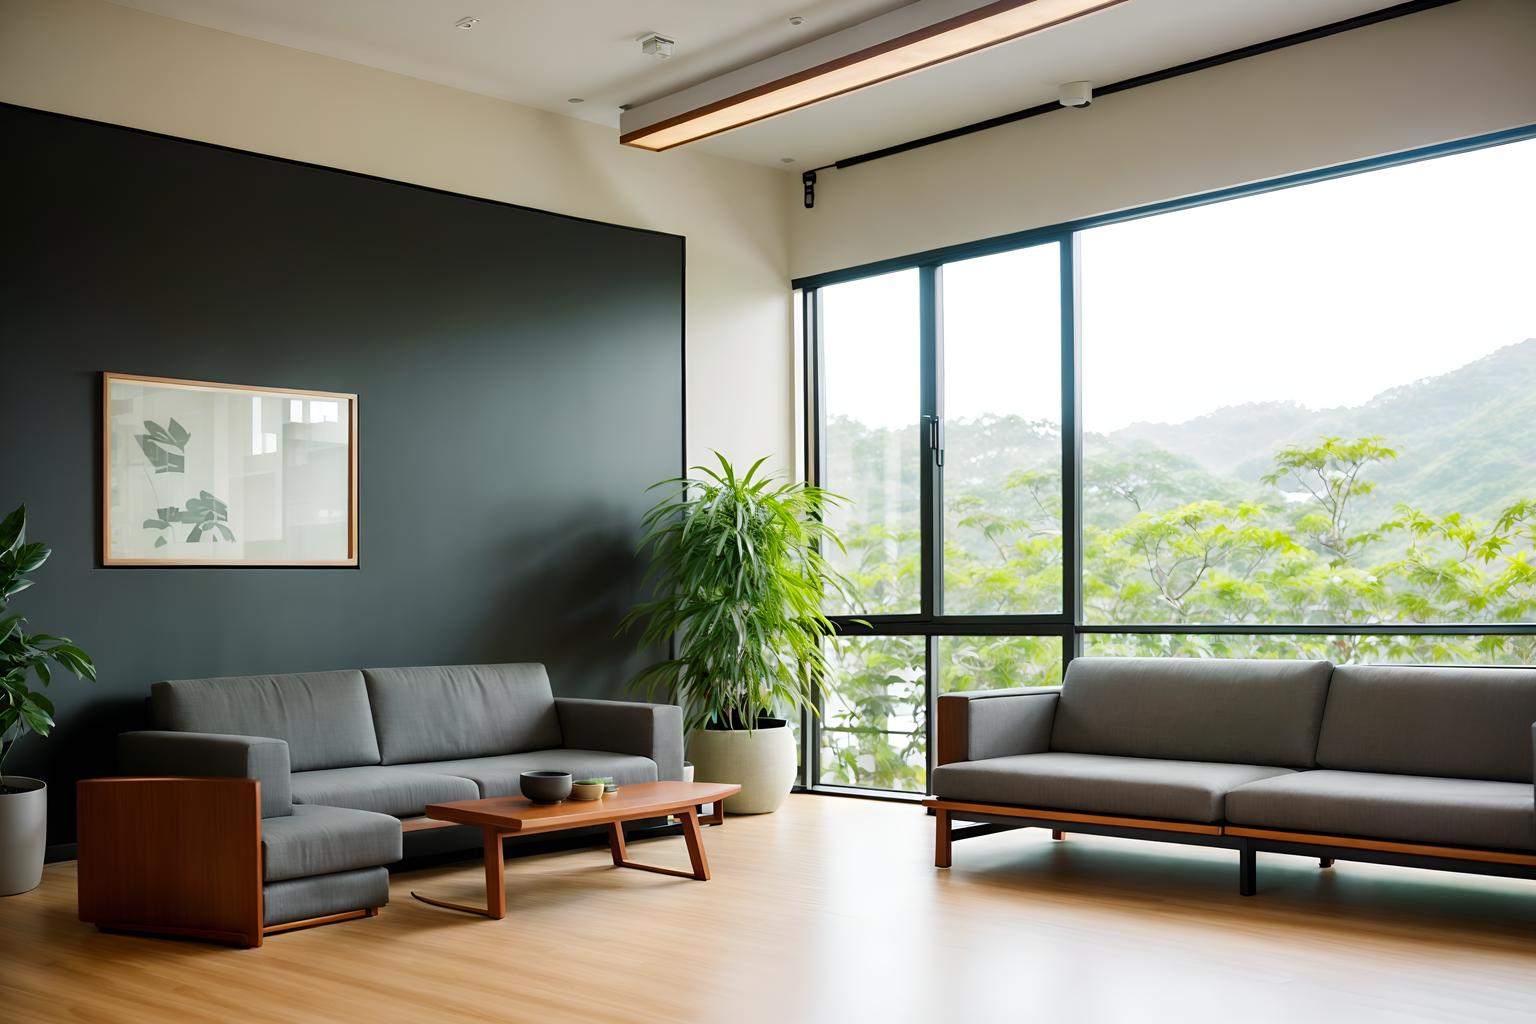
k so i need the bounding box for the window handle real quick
[928,416,944,467]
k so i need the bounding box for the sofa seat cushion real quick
[1226,770,1536,851]
[399,749,658,798]
[260,805,402,882]
[290,766,480,818]
[931,752,1295,824]
[264,867,389,927]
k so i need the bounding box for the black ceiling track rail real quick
[811,0,1461,179]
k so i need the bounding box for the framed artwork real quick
[102,373,358,566]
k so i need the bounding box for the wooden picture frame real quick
[102,373,358,566]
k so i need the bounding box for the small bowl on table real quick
[570,778,606,801]
[520,770,572,804]
[571,779,605,804]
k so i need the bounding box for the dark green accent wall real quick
[0,104,683,845]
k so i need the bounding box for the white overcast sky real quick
[820,136,1536,434]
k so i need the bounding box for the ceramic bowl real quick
[570,781,604,801]
[519,770,572,804]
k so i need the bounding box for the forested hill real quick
[1107,338,1536,518]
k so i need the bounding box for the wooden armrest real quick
[77,777,263,948]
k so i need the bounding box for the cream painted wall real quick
[790,0,1536,278]
[0,0,797,476]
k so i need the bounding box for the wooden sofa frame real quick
[924,799,1536,895]
[76,778,377,948]
[75,777,723,948]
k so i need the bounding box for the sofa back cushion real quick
[152,670,381,772]
[1050,657,1333,768]
[363,663,563,764]
[1316,664,1536,782]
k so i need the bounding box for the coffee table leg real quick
[607,821,628,866]
[410,827,507,919]
[679,806,711,881]
[483,828,507,919]
[611,806,713,881]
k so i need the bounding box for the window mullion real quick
[919,265,942,619]
[1061,233,1084,665]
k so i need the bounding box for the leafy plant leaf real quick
[0,506,25,555]
[19,698,55,736]
[13,542,49,573]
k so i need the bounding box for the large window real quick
[819,269,922,615]
[1080,140,1536,627]
[801,130,1536,794]
[941,244,1062,615]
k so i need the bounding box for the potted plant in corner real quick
[621,454,858,815]
[1,506,95,896]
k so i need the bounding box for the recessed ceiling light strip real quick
[620,0,1127,152]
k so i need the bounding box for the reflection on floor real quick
[6,794,1535,1023]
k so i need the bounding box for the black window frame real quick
[793,122,1536,797]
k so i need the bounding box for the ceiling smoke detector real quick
[639,33,676,60]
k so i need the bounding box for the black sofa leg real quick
[1239,842,1257,897]
[1319,857,1335,869]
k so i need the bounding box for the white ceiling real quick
[108,0,1410,168]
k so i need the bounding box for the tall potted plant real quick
[622,454,857,814]
[1,506,95,895]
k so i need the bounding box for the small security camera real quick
[1058,81,1093,108]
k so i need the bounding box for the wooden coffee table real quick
[409,780,741,919]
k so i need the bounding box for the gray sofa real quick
[927,657,1536,896]
[77,663,682,946]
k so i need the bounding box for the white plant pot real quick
[682,760,712,817]
[0,777,47,896]
[685,722,797,815]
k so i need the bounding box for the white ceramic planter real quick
[685,722,797,815]
[681,760,714,817]
[0,776,47,896]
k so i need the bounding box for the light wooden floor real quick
[6,795,1536,1023]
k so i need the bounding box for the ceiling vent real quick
[639,33,676,60]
